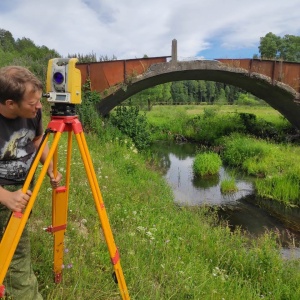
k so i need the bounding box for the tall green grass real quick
[221,134,300,206]
[24,102,300,299]
[27,130,300,299]
[193,152,222,176]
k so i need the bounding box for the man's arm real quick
[33,135,62,189]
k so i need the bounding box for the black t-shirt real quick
[0,109,43,185]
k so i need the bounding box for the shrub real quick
[110,105,151,151]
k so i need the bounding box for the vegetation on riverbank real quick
[146,104,300,207]
[31,129,300,300]
[27,96,300,299]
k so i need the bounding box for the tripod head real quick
[44,58,81,116]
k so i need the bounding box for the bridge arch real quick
[96,60,300,129]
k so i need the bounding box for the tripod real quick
[0,105,130,299]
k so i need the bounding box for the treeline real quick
[0,29,59,84]
[126,81,265,106]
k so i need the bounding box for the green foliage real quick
[259,32,282,59]
[67,52,118,63]
[193,152,222,177]
[259,32,300,62]
[221,133,300,205]
[76,89,102,133]
[194,112,244,145]
[220,177,238,194]
[221,134,268,169]
[0,28,59,84]
[110,105,151,151]
[29,133,300,299]
[235,93,263,106]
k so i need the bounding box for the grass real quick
[193,152,222,177]
[220,177,238,194]
[145,104,292,144]
[221,134,300,206]
[26,128,300,299]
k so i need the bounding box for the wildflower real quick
[146,231,155,240]
[137,226,146,232]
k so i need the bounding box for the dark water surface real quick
[151,141,300,259]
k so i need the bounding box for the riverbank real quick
[146,104,300,209]
[29,131,300,299]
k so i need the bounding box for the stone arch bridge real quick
[77,53,300,129]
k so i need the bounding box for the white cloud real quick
[0,0,299,59]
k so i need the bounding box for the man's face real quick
[15,83,43,118]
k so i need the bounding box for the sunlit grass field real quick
[27,125,300,299]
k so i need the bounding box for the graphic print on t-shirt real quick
[0,128,35,182]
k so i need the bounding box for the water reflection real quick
[151,141,300,255]
[167,154,253,206]
[152,141,253,206]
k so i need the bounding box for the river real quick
[151,141,300,259]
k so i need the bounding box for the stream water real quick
[151,141,300,259]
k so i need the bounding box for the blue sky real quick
[0,0,299,60]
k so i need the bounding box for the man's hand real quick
[0,189,32,212]
[47,169,63,189]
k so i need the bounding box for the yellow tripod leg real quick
[0,130,61,296]
[47,131,72,283]
[73,123,130,300]
[48,186,68,283]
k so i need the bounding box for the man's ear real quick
[5,99,16,108]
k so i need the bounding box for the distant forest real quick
[1,29,299,106]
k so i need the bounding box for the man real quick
[0,66,62,299]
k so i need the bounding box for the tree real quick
[280,34,300,62]
[0,29,15,52]
[259,32,300,62]
[259,32,281,59]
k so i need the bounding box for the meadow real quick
[26,103,300,299]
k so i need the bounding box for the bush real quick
[110,105,151,151]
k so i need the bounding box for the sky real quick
[0,0,299,61]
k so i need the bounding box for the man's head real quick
[0,66,43,118]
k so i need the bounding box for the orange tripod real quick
[0,110,130,299]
